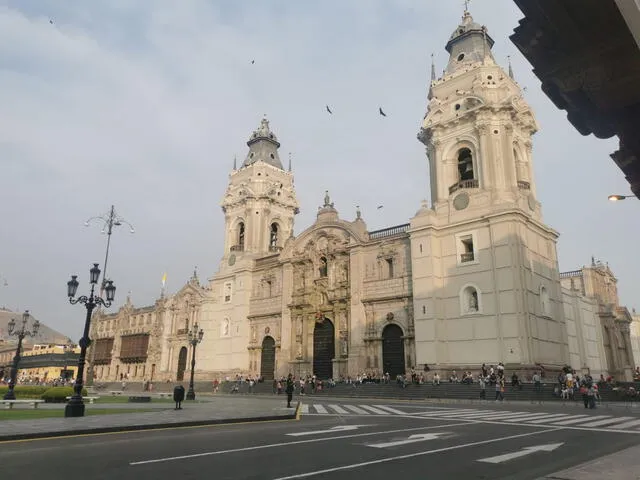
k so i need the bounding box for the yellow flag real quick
[162,272,167,287]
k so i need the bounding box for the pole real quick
[186,342,197,400]
[2,334,23,400]
[65,284,96,418]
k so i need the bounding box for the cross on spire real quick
[463,0,471,12]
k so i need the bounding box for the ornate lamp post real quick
[2,310,40,400]
[65,263,116,417]
[84,205,133,385]
[186,323,204,401]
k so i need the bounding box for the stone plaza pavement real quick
[0,395,297,441]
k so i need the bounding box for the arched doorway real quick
[382,324,405,377]
[260,336,276,380]
[313,318,335,379]
[176,346,188,381]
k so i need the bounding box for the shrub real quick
[41,386,88,403]
[0,385,50,399]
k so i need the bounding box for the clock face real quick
[228,254,236,266]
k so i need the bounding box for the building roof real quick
[0,308,71,345]
[242,117,284,170]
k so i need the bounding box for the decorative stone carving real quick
[386,312,394,321]
[341,338,348,357]
[296,343,303,359]
[251,325,257,343]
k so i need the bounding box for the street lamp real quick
[84,205,133,385]
[84,205,134,293]
[2,310,40,400]
[65,263,116,417]
[186,323,204,401]
[608,194,638,201]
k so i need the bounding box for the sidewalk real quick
[537,444,640,480]
[0,396,298,442]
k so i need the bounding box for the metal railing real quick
[460,252,475,263]
[449,179,479,194]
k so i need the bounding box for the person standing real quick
[286,374,295,408]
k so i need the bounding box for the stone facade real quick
[87,11,637,384]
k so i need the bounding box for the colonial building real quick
[88,10,636,384]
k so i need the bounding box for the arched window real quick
[319,256,328,277]
[460,284,481,314]
[238,222,245,249]
[457,148,474,181]
[540,286,550,317]
[269,223,279,249]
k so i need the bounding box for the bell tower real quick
[419,10,540,216]
[410,11,568,372]
[220,117,299,266]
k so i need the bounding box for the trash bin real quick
[173,385,185,410]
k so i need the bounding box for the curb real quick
[0,412,297,443]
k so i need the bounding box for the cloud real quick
[0,0,637,338]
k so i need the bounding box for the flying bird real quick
[326,105,333,114]
[377,205,384,210]
[379,107,387,117]
[251,60,255,64]
[49,19,53,24]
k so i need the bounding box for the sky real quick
[0,0,637,340]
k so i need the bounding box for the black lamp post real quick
[65,263,116,418]
[186,323,204,401]
[2,310,40,400]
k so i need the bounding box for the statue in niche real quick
[340,312,347,331]
[468,290,478,313]
[296,316,303,335]
[338,262,348,282]
[296,343,303,359]
[251,326,257,342]
[341,338,348,357]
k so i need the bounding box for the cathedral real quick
[87,11,636,384]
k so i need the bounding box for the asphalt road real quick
[1,398,639,479]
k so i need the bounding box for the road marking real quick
[270,429,557,479]
[527,414,572,424]
[327,404,348,414]
[583,416,634,428]
[287,425,371,437]
[373,405,406,415]
[359,405,390,415]
[368,432,450,448]
[478,442,564,464]
[606,418,640,429]
[300,404,309,414]
[129,422,464,466]
[503,413,550,422]
[313,405,327,414]
[344,405,369,414]
[551,415,604,425]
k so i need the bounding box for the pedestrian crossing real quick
[301,403,407,416]
[410,407,640,433]
[300,403,640,433]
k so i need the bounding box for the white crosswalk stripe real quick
[303,403,409,416]
[391,407,640,432]
[300,404,640,432]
